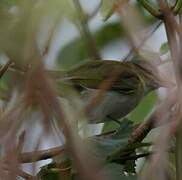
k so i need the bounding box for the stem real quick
[124,21,162,60]
[158,1,182,179]
[19,146,65,163]
[173,0,182,15]
[137,0,162,18]
[73,0,101,60]
[176,130,182,180]
[176,10,182,180]
[0,60,12,79]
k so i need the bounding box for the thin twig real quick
[19,146,65,163]
[0,60,12,79]
[129,92,177,144]
[119,152,151,161]
[73,0,101,60]
[157,2,182,180]
[137,0,162,19]
[124,21,163,61]
[17,130,26,154]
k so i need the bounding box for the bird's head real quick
[133,59,170,94]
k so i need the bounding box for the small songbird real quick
[50,59,167,124]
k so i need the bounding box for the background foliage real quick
[0,0,180,180]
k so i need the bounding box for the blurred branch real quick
[124,21,162,60]
[20,96,175,164]
[0,60,12,79]
[138,0,182,18]
[157,1,182,180]
[73,0,101,60]
[129,116,155,144]
[118,146,175,162]
[19,146,65,163]
[129,92,177,144]
[119,152,151,161]
[18,99,176,164]
[17,131,26,154]
[42,15,61,57]
[137,0,162,19]
[151,2,182,180]
[115,2,157,60]
[173,0,182,15]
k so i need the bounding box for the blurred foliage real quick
[57,2,156,69]
[0,70,12,99]
[160,42,169,55]
[128,91,157,123]
[100,163,137,180]
[0,0,174,179]
[57,22,124,69]
[38,162,71,180]
[87,119,133,161]
[39,119,143,179]
[100,0,115,21]
[102,91,157,132]
[102,120,121,133]
[0,0,73,67]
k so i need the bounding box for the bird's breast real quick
[81,89,142,123]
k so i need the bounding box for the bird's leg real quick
[107,115,122,126]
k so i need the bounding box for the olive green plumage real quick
[50,59,163,123]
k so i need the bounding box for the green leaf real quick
[137,0,161,18]
[101,0,115,21]
[1,0,17,6]
[102,121,120,133]
[100,163,137,180]
[123,159,136,173]
[0,68,14,101]
[57,6,157,69]
[168,153,176,180]
[0,0,74,67]
[57,22,124,69]
[160,42,169,55]
[128,91,157,123]
[38,163,61,180]
[38,162,71,180]
[57,39,89,69]
[87,119,133,161]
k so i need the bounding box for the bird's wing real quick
[54,60,144,95]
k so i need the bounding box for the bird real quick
[47,59,168,124]
[0,58,167,124]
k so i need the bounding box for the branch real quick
[129,116,155,144]
[137,0,162,19]
[124,21,162,61]
[129,92,177,144]
[17,105,173,164]
[73,0,101,60]
[0,60,12,79]
[119,152,151,161]
[19,146,65,163]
